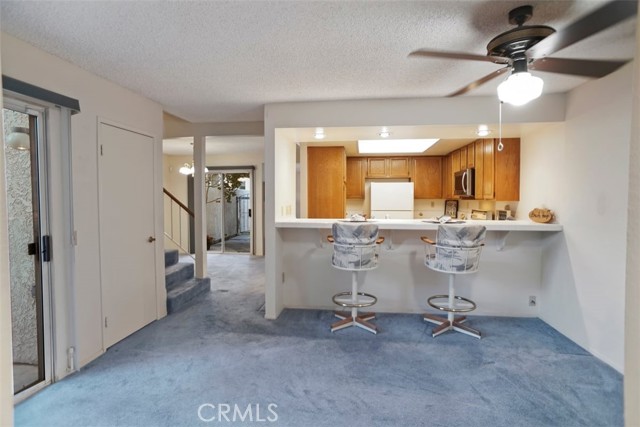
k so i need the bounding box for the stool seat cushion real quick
[331,222,379,270]
[426,225,486,273]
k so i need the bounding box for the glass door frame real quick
[189,167,254,255]
[4,99,54,401]
[207,167,254,254]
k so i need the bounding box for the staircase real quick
[164,249,210,313]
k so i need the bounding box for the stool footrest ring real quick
[427,295,476,313]
[332,291,377,308]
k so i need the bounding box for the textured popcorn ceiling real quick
[0,1,636,123]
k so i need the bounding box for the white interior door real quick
[98,122,156,348]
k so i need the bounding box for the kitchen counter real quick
[269,218,563,319]
[276,218,562,232]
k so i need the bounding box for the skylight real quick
[357,138,439,154]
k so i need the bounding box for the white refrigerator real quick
[370,182,414,219]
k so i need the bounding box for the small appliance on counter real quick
[470,209,492,220]
[496,210,513,220]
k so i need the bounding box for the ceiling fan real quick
[409,1,637,105]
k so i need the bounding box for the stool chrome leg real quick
[423,275,481,339]
[331,272,378,334]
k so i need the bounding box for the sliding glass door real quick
[3,104,52,396]
[205,170,252,254]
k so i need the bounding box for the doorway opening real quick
[205,169,253,254]
[3,104,52,397]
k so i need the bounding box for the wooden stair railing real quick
[163,188,194,256]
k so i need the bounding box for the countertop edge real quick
[275,219,563,232]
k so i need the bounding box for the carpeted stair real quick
[164,249,210,313]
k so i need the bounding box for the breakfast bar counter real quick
[271,219,562,319]
[275,218,563,232]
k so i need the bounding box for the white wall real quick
[519,64,634,372]
[163,150,265,256]
[0,31,15,426]
[625,9,640,424]
[1,33,164,371]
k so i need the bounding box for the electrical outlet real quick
[529,296,536,307]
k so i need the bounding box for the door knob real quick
[148,236,156,243]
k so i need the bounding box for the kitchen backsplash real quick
[346,199,518,220]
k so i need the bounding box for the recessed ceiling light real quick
[476,125,491,137]
[379,127,391,138]
[358,139,439,154]
[314,128,325,140]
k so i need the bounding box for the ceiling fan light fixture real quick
[497,71,544,106]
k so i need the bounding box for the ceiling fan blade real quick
[447,67,510,97]
[409,49,509,64]
[527,0,638,59]
[530,57,629,78]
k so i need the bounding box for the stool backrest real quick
[426,225,486,273]
[331,222,379,270]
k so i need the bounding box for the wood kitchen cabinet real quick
[450,150,461,174]
[494,138,520,201]
[346,157,366,199]
[366,157,411,178]
[307,146,346,218]
[474,139,484,199]
[442,153,453,199]
[466,143,475,168]
[482,138,495,200]
[412,157,442,199]
[441,137,519,201]
[475,138,520,200]
[459,147,467,170]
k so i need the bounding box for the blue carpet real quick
[15,256,622,427]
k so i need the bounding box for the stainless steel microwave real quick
[454,168,474,197]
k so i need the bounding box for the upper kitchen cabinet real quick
[443,138,520,201]
[482,138,495,200]
[412,157,442,199]
[307,146,346,218]
[346,157,366,199]
[366,157,411,178]
[474,139,484,198]
[459,146,467,170]
[450,150,462,174]
[494,138,520,201]
[442,153,454,199]
[477,138,520,201]
[466,143,475,168]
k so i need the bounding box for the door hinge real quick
[104,317,108,328]
[100,145,103,156]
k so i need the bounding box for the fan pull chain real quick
[497,101,504,152]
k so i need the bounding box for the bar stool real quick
[421,224,486,339]
[327,222,384,334]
